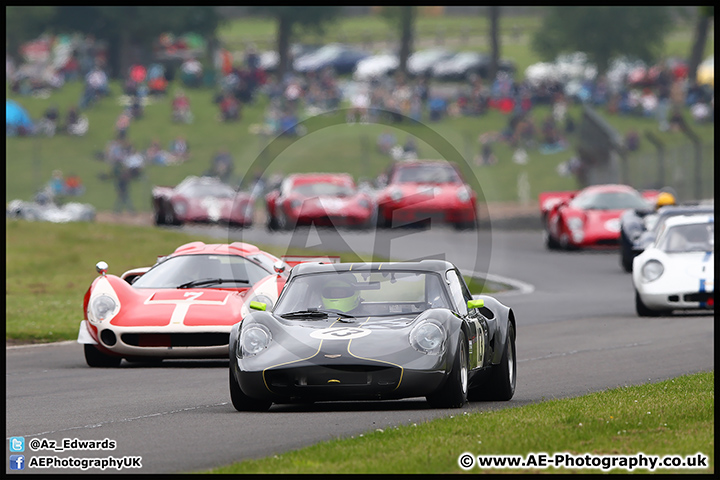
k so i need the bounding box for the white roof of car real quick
[662,214,714,228]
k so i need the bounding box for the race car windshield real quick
[394,165,462,184]
[132,254,272,289]
[571,191,650,210]
[292,183,355,197]
[178,182,237,199]
[274,270,453,317]
[657,224,714,253]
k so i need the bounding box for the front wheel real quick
[84,344,122,368]
[426,333,468,408]
[229,369,272,412]
[470,322,516,401]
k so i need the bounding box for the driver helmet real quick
[321,279,359,313]
[655,192,676,209]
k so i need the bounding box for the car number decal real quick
[310,327,371,340]
[145,291,229,325]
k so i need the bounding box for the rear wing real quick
[538,190,578,215]
[281,255,342,268]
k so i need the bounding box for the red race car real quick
[374,160,477,229]
[152,175,254,227]
[265,172,375,230]
[540,184,659,250]
[78,241,292,367]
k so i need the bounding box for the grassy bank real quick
[206,371,714,474]
[6,16,714,213]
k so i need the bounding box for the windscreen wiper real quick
[279,309,356,319]
[177,278,250,289]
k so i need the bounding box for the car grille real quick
[683,292,714,303]
[265,365,400,388]
[595,238,619,246]
[121,333,230,348]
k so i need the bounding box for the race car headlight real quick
[359,198,370,209]
[290,199,302,210]
[173,202,187,216]
[90,295,118,322]
[390,189,403,202]
[456,188,471,203]
[641,260,664,282]
[250,295,274,311]
[239,324,272,357]
[567,217,584,231]
[409,320,446,355]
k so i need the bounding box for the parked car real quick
[407,48,456,78]
[540,184,658,250]
[431,51,515,82]
[259,44,322,74]
[294,44,371,75]
[352,52,399,81]
[374,160,477,230]
[77,241,293,367]
[229,259,517,411]
[152,175,254,228]
[633,214,714,316]
[265,172,376,230]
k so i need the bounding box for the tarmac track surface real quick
[6,223,714,474]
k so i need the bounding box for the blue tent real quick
[6,100,34,135]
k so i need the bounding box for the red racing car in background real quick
[374,160,478,230]
[540,184,659,250]
[265,172,376,230]
[78,241,294,367]
[152,175,254,228]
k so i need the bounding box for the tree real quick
[488,6,500,84]
[6,6,56,62]
[532,7,675,75]
[377,6,416,77]
[50,7,223,78]
[687,6,713,84]
[249,7,342,80]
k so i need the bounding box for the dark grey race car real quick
[229,260,517,411]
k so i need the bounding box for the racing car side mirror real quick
[249,301,267,311]
[467,299,484,310]
[96,261,109,276]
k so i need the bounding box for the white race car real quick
[632,214,714,316]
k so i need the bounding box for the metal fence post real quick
[644,130,665,188]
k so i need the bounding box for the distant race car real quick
[633,214,714,316]
[6,198,95,223]
[619,202,714,272]
[229,260,517,411]
[265,172,376,230]
[374,160,478,230]
[540,184,658,250]
[78,241,294,367]
[152,175,254,227]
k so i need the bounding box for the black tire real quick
[267,213,279,231]
[471,322,516,401]
[84,344,122,368]
[635,290,662,317]
[454,219,477,231]
[376,207,390,229]
[426,332,468,408]
[544,230,560,250]
[229,369,272,412]
[154,208,165,226]
[621,251,633,273]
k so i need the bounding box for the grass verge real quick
[205,371,714,474]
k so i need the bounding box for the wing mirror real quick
[273,261,286,274]
[249,301,267,311]
[467,299,484,309]
[96,261,109,276]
